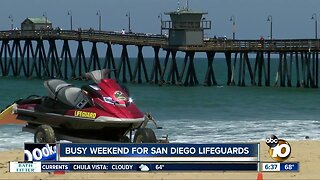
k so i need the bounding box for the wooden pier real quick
[0,29,319,88]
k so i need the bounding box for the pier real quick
[0,12,319,88]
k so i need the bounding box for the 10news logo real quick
[265,135,291,162]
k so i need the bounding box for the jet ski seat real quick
[44,79,88,109]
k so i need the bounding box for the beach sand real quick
[0,140,319,179]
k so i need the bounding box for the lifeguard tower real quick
[162,6,211,46]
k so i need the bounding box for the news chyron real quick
[24,143,57,161]
[265,135,291,162]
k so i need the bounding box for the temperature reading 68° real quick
[281,163,299,171]
[284,164,294,170]
[155,165,165,170]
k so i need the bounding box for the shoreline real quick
[0,141,319,179]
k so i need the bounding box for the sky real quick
[1,0,320,57]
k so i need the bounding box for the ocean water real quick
[0,57,320,150]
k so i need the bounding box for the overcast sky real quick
[1,0,320,56]
[1,0,320,39]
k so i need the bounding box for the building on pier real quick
[21,17,52,31]
[163,8,211,46]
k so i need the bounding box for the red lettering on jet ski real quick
[74,111,97,119]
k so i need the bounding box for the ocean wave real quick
[0,119,319,150]
[158,119,320,143]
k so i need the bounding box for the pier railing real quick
[0,30,167,47]
[1,30,320,52]
[185,39,320,52]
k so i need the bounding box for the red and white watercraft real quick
[13,69,162,143]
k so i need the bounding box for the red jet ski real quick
[13,69,163,143]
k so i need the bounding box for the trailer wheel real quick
[34,125,56,143]
[133,128,156,143]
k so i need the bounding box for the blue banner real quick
[40,162,258,172]
[59,143,258,157]
[58,143,259,162]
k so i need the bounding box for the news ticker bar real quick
[261,162,299,172]
[10,162,258,172]
[9,162,300,172]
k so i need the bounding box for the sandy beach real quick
[0,140,319,179]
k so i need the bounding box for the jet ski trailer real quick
[21,113,168,143]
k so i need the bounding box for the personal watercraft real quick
[13,69,164,143]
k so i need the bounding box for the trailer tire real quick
[34,125,56,143]
[133,128,156,143]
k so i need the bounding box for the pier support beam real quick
[160,50,179,85]
[266,52,271,86]
[204,51,217,86]
[225,52,233,85]
[179,51,198,86]
[295,52,301,87]
[88,42,101,71]
[117,45,133,83]
[103,43,117,79]
[0,41,5,76]
[4,40,15,76]
[132,45,149,83]
[238,52,244,86]
[0,40,11,76]
[47,39,62,78]
[167,50,179,85]
[244,53,254,86]
[234,52,254,87]
[11,40,23,77]
[312,52,316,87]
[60,40,74,79]
[21,40,35,77]
[230,52,238,86]
[73,41,87,78]
[253,52,267,86]
[159,50,170,85]
[301,52,307,87]
[30,40,47,78]
[275,53,290,87]
[304,52,314,88]
[237,52,251,86]
[287,53,292,87]
[316,52,319,88]
[150,46,162,84]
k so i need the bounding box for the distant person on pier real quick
[164,32,168,38]
[259,36,265,48]
[213,36,217,45]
